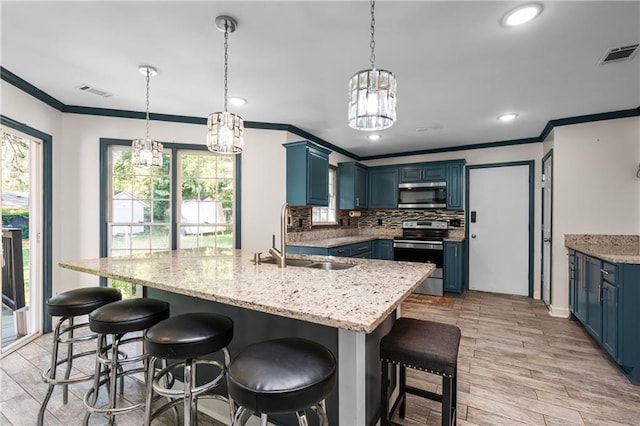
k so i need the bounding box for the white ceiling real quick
[2,1,639,158]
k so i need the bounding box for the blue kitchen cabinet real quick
[569,251,640,383]
[444,241,464,293]
[286,241,372,258]
[574,252,587,323]
[400,164,446,183]
[373,239,393,260]
[284,141,330,206]
[446,160,464,210]
[368,167,398,209]
[339,162,368,209]
[584,255,602,342]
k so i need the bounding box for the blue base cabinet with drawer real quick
[444,241,464,293]
[373,239,393,260]
[569,249,640,384]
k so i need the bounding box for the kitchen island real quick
[60,248,434,425]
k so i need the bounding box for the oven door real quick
[393,241,444,296]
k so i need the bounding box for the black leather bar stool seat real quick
[143,313,234,426]
[38,287,121,426]
[227,337,336,426]
[380,318,461,426]
[83,298,170,425]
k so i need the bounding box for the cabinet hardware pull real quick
[600,269,609,275]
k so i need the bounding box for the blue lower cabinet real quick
[373,239,393,260]
[329,245,351,257]
[569,251,640,384]
[444,241,464,293]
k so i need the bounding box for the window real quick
[109,146,172,257]
[103,140,237,296]
[311,166,337,225]
[178,152,234,250]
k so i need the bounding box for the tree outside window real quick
[312,166,337,225]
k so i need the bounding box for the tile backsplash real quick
[287,206,465,242]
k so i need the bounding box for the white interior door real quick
[468,165,530,296]
[542,155,552,306]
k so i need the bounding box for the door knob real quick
[471,234,477,239]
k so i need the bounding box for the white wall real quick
[550,117,640,316]
[364,143,545,299]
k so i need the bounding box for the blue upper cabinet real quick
[446,160,465,210]
[400,163,446,183]
[339,162,368,209]
[284,141,331,206]
[368,166,398,209]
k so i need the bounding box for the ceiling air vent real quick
[600,44,639,64]
[76,84,114,98]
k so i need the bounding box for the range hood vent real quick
[600,44,639,64]
[77,84,114,98]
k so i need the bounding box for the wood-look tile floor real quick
[1,291,639,425]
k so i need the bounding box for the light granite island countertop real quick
[60,247,434,425]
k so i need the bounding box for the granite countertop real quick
[59,248,434,333]
[565,234,640,265]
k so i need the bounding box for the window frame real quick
[99,138,241,286]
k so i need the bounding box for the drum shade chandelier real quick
[132,66,163,167]
[348,0,397,131]
[207,15,244,154]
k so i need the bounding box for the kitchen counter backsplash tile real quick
[287,206,358,232]
[358,209,465,230]
[565,234,640,264]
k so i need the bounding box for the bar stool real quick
[143,312,234,425]
[227,337,336,426]
[380,318,461,426]
[83,298,170,425]
[38,286,122,426]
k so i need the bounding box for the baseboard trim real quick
[549,305,570,318]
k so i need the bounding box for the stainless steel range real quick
[393,220,448,296]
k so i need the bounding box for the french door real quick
[1,127,43,355]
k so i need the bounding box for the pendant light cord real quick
[145,68,151,140]
[369,0,376,69]
[223,19,229,113]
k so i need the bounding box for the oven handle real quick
[393,242,443,250]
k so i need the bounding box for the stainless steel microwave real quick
[398,182,447,209]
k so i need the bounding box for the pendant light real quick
[207,15,244,155]
[132,65,163,167]
[348,0,397,131]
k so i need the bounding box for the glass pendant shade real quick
[207,111,244,154]
[348,68,397,131]
[132,138,163,167]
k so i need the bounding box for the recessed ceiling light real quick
[229,97,247,106]
[497,113,519,122]
[368,134,381,141]
[502,3,543,27]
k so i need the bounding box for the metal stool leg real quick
[260,413,269,426]
[296,410,309,426]
[381,360,389,426]
[62,317,74,404]
[37,316,64,426]
[184,358,196,425]
[311,400,329,426]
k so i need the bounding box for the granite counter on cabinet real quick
[287,235,392,248]
[59,248,432,333]
[60,248,433,424]
[565,234,640,264]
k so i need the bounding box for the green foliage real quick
[2,133,30,192]
[2,210,29,238]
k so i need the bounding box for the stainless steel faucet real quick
[268,202,289,268]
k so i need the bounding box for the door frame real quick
[1,115,53,332]
[541,150,553,306]
[464,161,535,297]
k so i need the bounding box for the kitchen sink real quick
[260,257,355,270]
[261,257,315,267]
[305,261,356,270]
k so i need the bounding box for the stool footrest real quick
[405,385,443,403]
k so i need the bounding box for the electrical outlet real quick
[377,218,383,226]
[298,218,303,228]
[347,218,351,226]
[339,218,344,226]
